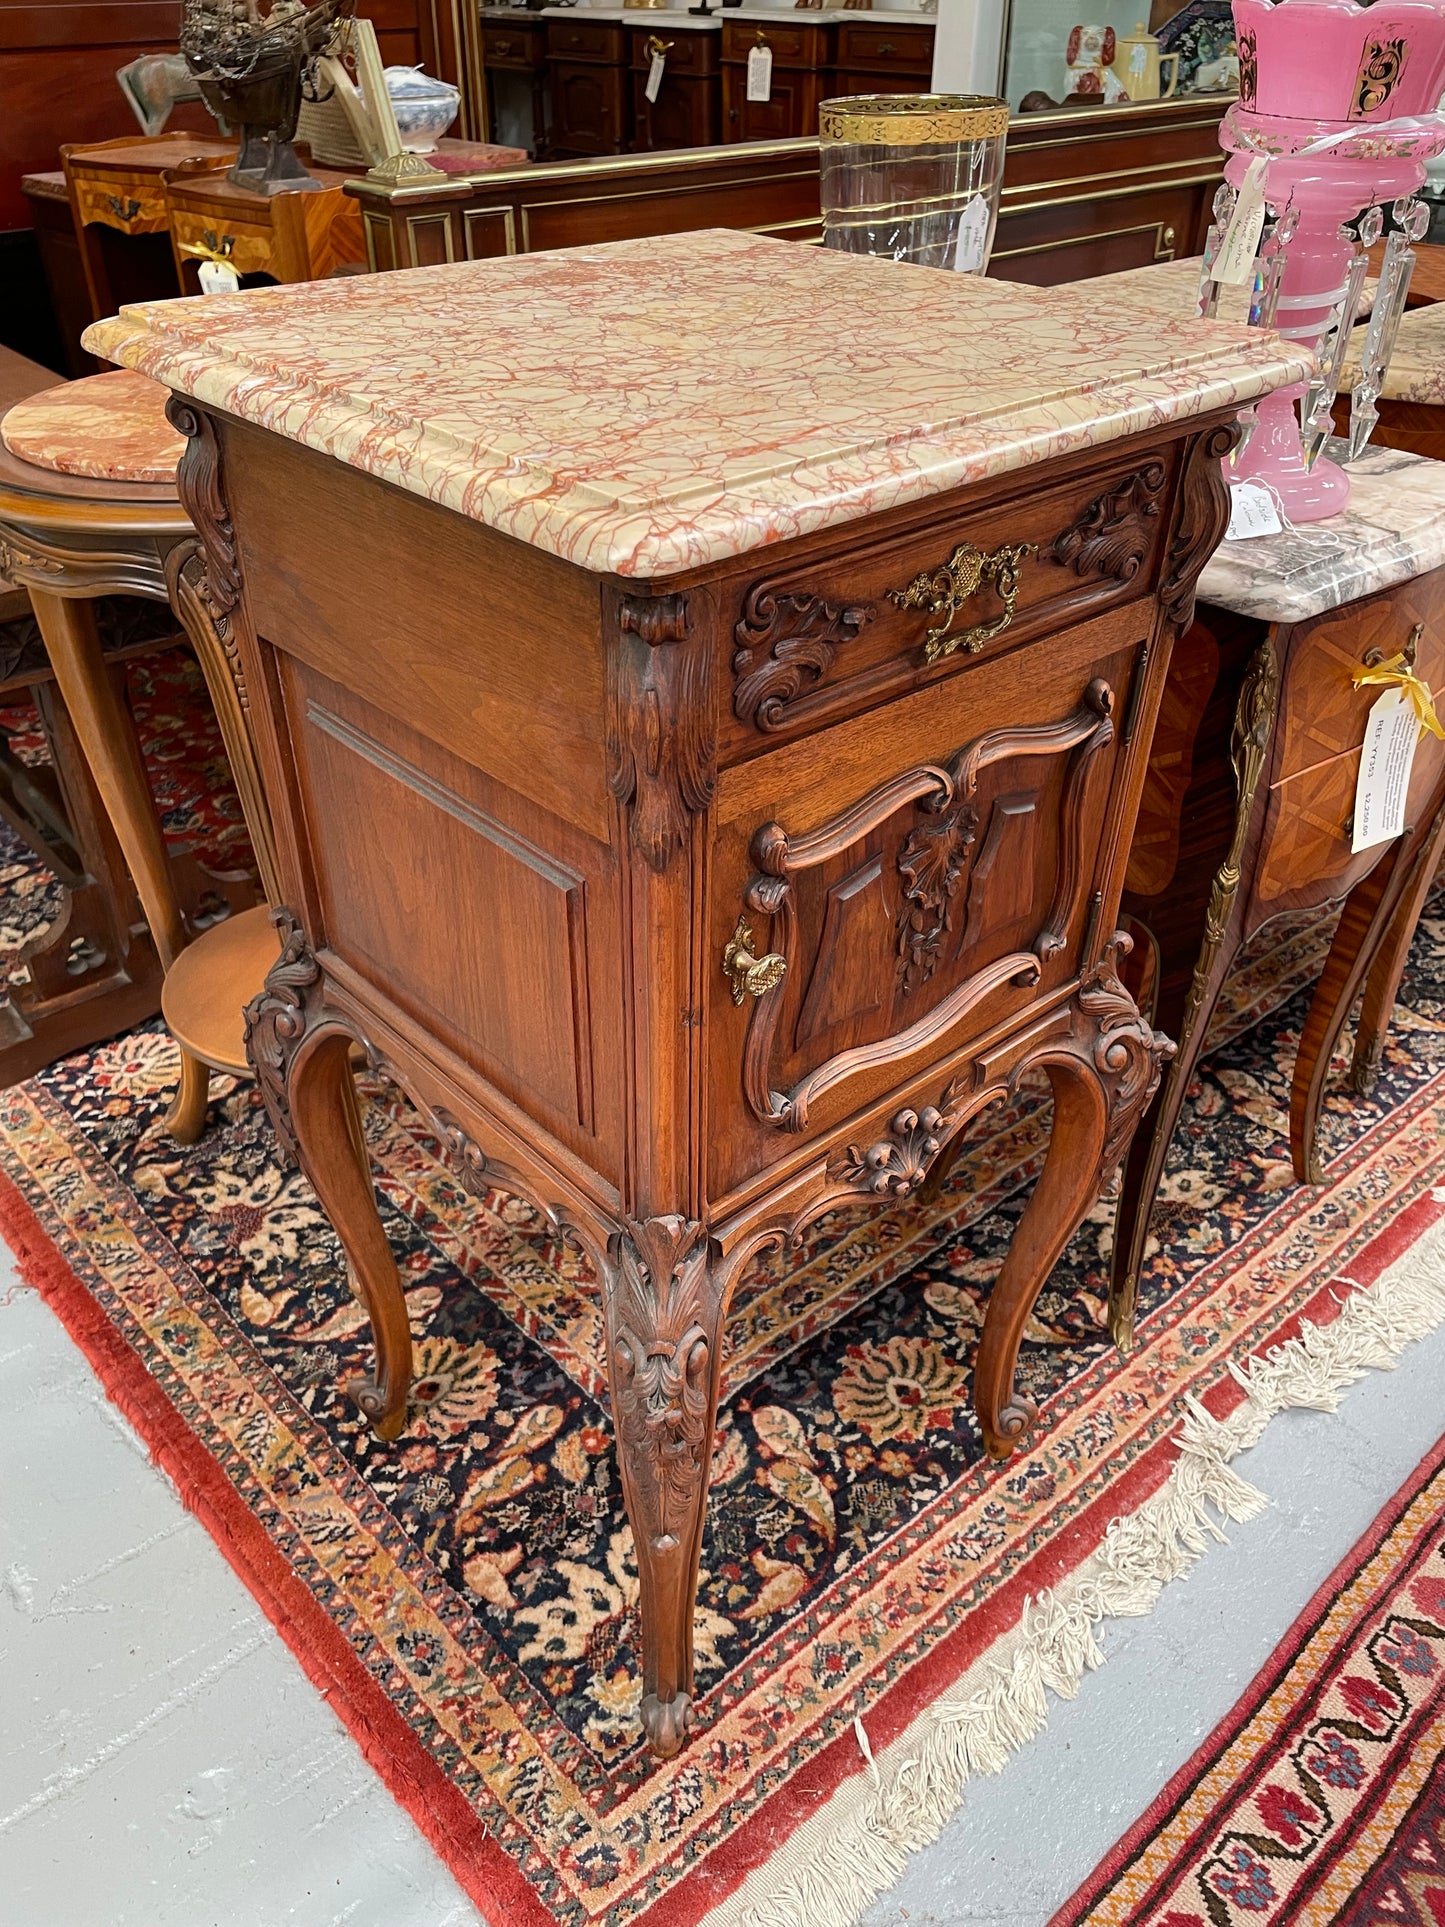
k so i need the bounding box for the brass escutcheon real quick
[723,915,787,1006]
[887,540,1037,662]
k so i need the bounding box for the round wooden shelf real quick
[160,903,278,1076]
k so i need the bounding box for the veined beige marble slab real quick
[1341,299,1445,404]
[1059,255,1377,327]
[1198,441,1445,623]
[1,369,182,485]
[84,228,1311,579]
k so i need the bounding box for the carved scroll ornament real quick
[731,585,875,732]
[1050,462,1167,585]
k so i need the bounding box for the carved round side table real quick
[0,368,280,1136]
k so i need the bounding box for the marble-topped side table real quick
[0,367,279,1125]
[1112,441,1445,1336]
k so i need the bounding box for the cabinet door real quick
[631,71,720,149]
[708,601,1150,1198]
[551,61,627,155]
[722,65,822,141]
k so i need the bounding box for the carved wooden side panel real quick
[733,680,1118,1133]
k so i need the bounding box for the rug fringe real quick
[723,1221,1445,1927]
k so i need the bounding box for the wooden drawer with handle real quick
[834,21,935,71]
[628,26,719,73]
[482,23,547,69]
[721,19,829,66]
[722,442,1181,753]
[547,19,625,60]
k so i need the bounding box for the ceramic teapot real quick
[1110,22,1180,98]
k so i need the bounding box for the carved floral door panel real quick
[708,607,1150,1196]
[721,444,1180,757]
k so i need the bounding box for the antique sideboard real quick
[87,229,1305,1758]
[351,94,1229,281]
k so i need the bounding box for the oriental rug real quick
[1053,1429,1445,1927]
[4,895,1445,1927]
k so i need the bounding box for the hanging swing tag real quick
[198,258,241,294]
[645,48,666,102]
[1213,155,1269,287]
[1352,686,1419,853]
[1225,479,1282,540]
[746,41,773,102]
[953,195,990,273]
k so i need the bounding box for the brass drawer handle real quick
[723,915,787,1004]
[492,38,513,51]
[878,40,896,52]
[646,33,674,56]
[888,540,1037,662]
[106,194,143,221]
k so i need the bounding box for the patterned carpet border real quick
[1051,1389,1445,1927]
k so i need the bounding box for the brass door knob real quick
[723,915,787,1005]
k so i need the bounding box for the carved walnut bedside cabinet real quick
[86,228,1307,1758]
[1112,442,1445,1341]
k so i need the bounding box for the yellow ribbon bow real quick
[1351,650,1445,741]
[179,239,236,268]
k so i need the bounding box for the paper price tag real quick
[952,196,990,274]
[1213,155,1268,287]
[198,258,241,295]
[746,42,772,102]
[1224,480,1282,540]
[645,49,666,102]
[1353,687,1419,853]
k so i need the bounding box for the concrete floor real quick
[5,1239,1445,1927]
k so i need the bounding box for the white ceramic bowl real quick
[383,65,461,151]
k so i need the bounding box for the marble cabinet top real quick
[1341,299,1445,405]
[83,228,1311,580]
[1198,442,1445,624]
[1,368,182,485]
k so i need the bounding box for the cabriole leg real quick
[600,1215,734,1760]
[977,941,1173,1459]
[245,910,412,1439]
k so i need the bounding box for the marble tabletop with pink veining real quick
[1,368,184,485]
[83,228,1313,580]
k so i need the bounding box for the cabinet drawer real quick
[1254,726,1445,914]
[721,19,829,65]
[1270,573,1445,785]
[547,19,624,60]
[835,67,932,93]
[723,444,1180,751]
[708,601,1149,1197]
[834,21,935,68]
[482,23,546,68]
[628,26,718,72]
[551,61,627,152]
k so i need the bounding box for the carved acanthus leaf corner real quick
[1159,424,1240,637]
[607,592,715,874]
[1050,461,1168,584]
[165,396,242,638]
[242,906,324,1166]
